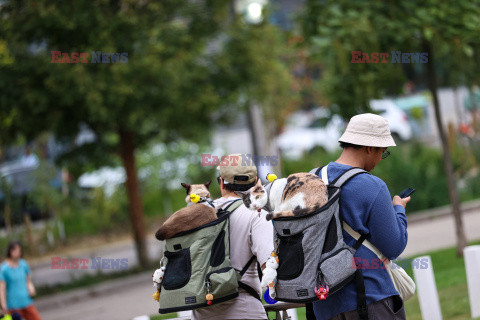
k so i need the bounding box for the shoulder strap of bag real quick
[229,206,261,302]
[330,167,368,188]
[343,222,387,261]
[311,165,367,188]
[223,198,243,213]
[238,256,262,301]
[309,166,324,176]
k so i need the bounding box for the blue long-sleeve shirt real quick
[313,162,408,320]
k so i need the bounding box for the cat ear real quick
[234,191,247,198]
[181,183,191,194]
[256,179,263,187]
[204,180,212,189]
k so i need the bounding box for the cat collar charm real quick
[315,285,329,300]
[190,193,201,203]
[266,173,278,182]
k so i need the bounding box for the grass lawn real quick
[151,242,479,320]
[403,242,479,320]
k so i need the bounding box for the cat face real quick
[181,181,211,204]
[236,179,268,210]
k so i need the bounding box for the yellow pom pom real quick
[153,291,160,301]
[206,293,214,301]
[266,173,277,182]
[190,193,200,203]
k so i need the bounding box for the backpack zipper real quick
[204,267,233,305]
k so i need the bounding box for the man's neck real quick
[221,191,240,198]
[335,150,366,169]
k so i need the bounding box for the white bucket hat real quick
[338,113,396,147]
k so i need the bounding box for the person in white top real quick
[192,154,274,320]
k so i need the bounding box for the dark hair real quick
[217,176,255,192]
[6,241,23,259]
[339,142,363,149]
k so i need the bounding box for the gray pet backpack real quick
[272,166,370,319]
[158,199,261,314]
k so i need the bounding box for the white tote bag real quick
[343,222,416,301]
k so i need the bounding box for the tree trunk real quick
[119,128,149,268]
[424,41,468,257]
[4,202,12,236]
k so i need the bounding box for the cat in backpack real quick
[181,180,211,205]
[236,172,328,220]
[155,180,215,240]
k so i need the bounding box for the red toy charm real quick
[315,285,329,300]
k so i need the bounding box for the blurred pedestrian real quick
[0,242,42,320]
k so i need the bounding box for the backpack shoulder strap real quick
[330,167,368,188]
[310,165,330,185]
[239,255,256,277]
[237,255,262,301]
[309,166,323,176]
[343,222,386,260]
[222,199,243,213]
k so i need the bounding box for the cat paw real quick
[265,213,274,221]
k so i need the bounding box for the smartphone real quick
[398,188,415,199]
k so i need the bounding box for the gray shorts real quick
[329,295,406,320]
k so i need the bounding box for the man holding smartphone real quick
[312,113,411,320]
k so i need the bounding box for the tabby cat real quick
[236,172,328,220]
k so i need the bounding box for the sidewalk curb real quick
[35,271,153,312]
[407,199,480,224]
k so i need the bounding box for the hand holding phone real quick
[398,188,415,199]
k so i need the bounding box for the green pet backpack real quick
[158,199,256,314]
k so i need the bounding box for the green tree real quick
[302,0,480,255]
[0,1,294,265]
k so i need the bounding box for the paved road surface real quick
[31,235,163,287]
[402,208,480,257]
[36,272,157,320]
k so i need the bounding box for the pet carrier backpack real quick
[158,199,260,314]
[271,167,370,319]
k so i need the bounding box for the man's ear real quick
[181,183,191,194]
[365,146,376,154]
[204,180,212,189]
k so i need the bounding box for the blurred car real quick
[277,103,412,159]
[370,99,412,142]
[277,109,345,159]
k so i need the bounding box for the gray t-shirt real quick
[191,196,274,320]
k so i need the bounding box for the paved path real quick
[402,208,480,257]
[35,272,157,320]
[30,235,163,287]
[35,208,480,320]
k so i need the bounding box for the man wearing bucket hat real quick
[312,114,410,320]
[192,154,273,320]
